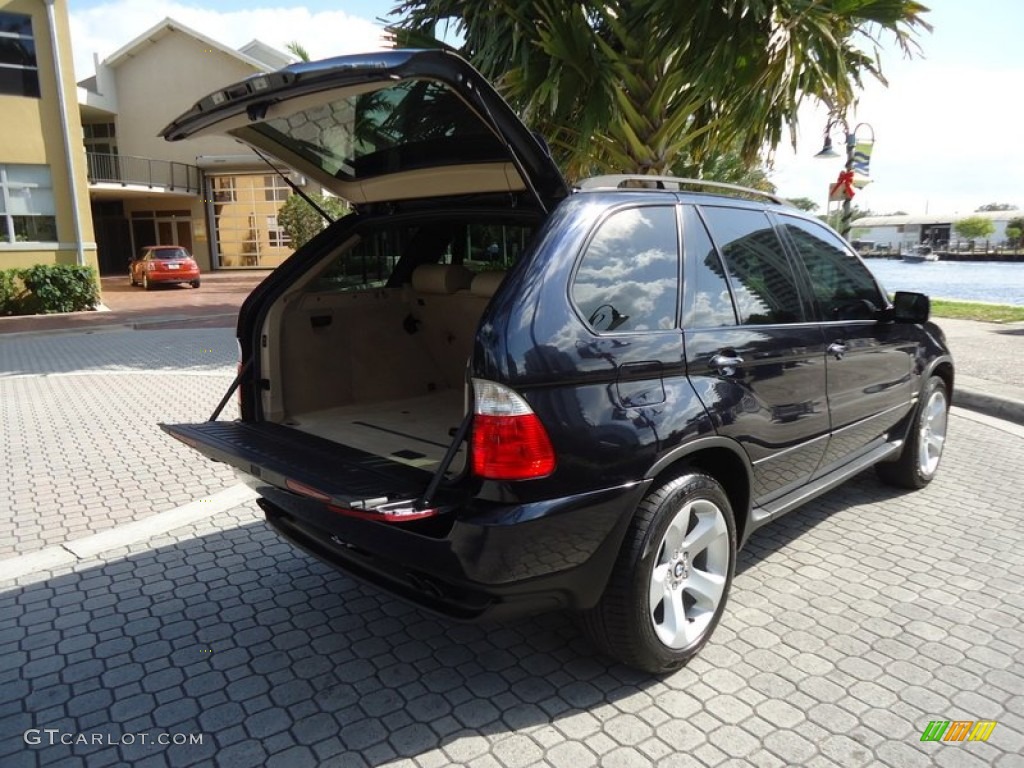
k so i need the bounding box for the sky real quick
[67,0,1024,217]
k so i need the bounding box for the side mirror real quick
[892,291,930,323]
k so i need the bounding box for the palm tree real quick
[387,1,930,180]
[285,41,311,62]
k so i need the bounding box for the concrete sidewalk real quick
[937,317,1024,426]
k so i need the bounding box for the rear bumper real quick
[254,479,649,621]
[148,270,200,282]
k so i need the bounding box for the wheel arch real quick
[926,357,954,402]
[644,437,754,548]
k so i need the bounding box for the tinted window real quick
[311,219,536,293]
[0,12,39,98]
[683,206,736,328]
[782,216,886,320]
[246,80,507,182]
[1,164,56,243]
[572,206,679,333]
[150,248,190,260]
[701,207,804,325]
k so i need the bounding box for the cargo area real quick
[261,257,511,477]
[162,219,539,504]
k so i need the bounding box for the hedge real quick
[0,265,100,316]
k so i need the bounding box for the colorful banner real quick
[852,140,874,188]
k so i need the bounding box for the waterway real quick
[865,259,1024,306]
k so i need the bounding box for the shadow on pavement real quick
[737,470,911,576]
[1,520,664,768]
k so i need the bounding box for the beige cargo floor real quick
[287,389,466,472]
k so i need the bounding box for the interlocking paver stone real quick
[2,326,1024,766]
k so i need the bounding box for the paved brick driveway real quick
[1,329,239,559]
[1,328,1022,767]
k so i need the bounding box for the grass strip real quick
[929,298,1024,323]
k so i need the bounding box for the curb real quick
[0,312,239,339]
[954,387,1024,427]
[0,484,259,583]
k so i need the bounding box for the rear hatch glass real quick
[161,50,568,209]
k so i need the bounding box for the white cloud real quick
[69,1,389,81]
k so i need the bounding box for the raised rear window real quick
[248,80,507,182]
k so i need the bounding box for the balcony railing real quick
[86,152,201,194]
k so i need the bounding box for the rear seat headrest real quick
[470,271,506,298]
[411,264,474,294]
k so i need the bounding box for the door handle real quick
[828,342,847,360]
[710,353,744,376]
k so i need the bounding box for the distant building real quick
[851,210,1018,252]
[77,18,316,274]
[1,0,96,272]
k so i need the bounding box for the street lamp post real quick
[816,117,874,239]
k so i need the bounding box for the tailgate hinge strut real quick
[415,410,472,510]
[209,359,253,422]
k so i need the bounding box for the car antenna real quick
[250,145,338,224]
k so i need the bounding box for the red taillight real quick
[470,379,555,480]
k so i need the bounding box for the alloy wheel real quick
[649,498,730,649]
[918,387,948,477]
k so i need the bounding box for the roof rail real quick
[576,175,791,206]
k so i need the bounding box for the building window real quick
[209,173,296,267]
[0,12,40,98]
[83,123,118,155]
[267,215,290,247]
[212,176,236,202]
[263,175,290,202]
[0,164,57,243]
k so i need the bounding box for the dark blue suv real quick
[162,50,953,673]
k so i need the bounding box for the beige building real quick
[0,0,96,271]
[78,19,303,273]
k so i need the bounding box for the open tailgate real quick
[161,421,433,512]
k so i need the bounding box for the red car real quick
[129,245,201,289]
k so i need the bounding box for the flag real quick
[852,140,874,188]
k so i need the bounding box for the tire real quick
[876,376,949,489]
[129,269,136,287]
[143,273,152,291]
[581,471,736,674]
[190,279,201,289]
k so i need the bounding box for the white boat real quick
[903,245,939,263]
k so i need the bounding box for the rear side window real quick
[700,206,804,325]
[782,215,886,320]
[683,206,736,328]
[572,206,679,333]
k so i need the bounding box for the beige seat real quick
[410,265,506,387]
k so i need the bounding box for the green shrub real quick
[13,264,100,314]
[0,269,21,315]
